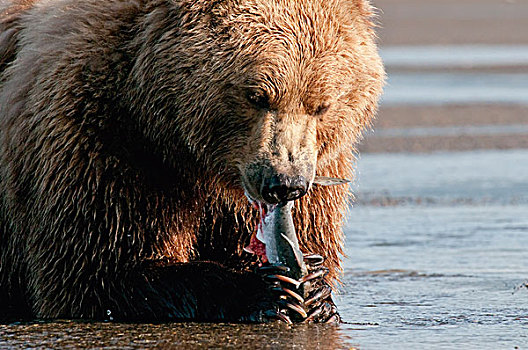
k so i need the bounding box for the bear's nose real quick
[261,174,308,204]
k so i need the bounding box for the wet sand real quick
[359,104,528,153]
[372,0,528,46]
[360,131,528,154]
[372,105,528,129]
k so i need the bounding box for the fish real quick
[261,176,349,278]
[244,176,350,282]
[260,201,307,281]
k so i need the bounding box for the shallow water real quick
[369,124,528,138]
[381,45,528,68]
[381,73,528,106]
[339,149,528,349]
[340,204,528,349]
[353,149,528,205]
[380,45,528,106]
[2,149,526,349]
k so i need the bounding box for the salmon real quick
[245,176,350,281]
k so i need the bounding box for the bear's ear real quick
[336,0,379,37]
[348,0,378,22]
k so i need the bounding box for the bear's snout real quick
[261,173,308,204]
[242,111,318,204]
[243,158,314,205]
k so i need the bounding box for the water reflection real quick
[0,321,356,349]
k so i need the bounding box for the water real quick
[353,149,528,205]
[380,45,528,106]
[341,212,528,348]
[381,73,528,106]
[368,124,528,138]
[337,149,528,349]
[381,45,528,68]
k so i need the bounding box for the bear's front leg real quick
[109,259,338,323]
[106,261,296,322]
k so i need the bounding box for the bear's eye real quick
[314,102,331,116]
[246,89,270,110]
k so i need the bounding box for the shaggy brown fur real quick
[0,0,384,321]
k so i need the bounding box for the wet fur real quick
[0,0,384,320]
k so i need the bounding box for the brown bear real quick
[0,0,384,322]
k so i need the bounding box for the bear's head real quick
[128,0,384,206]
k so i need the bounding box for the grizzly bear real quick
[0,0,384,322]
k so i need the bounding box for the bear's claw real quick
[264,274,302,289]
[277,287,304,304]
[301,268,327,283]
[256,264,305,323]
[274,312,293,324]
[303,254,325,267]
[305,284,332,306]
[302,255,341,323]
[279,300,308,319]
[306,301,341,323]
[256,254,340,324]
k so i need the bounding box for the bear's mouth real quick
[242,176,350,263]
